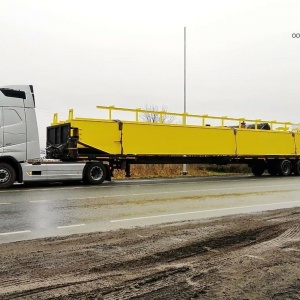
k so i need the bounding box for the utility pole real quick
[182,27,188,175]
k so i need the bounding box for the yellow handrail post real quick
[68,109,74,121]
[182,113,187,125]
[256,119,262,130]
[221,116,227,127]
[53,113,58,124]
[136,108,141,122]
[201,115,208,126]
[284,123,289,131]
[108,106,115,120]
[270,121,276,130]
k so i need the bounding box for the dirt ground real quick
[1,207,300,300]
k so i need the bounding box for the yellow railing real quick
[96,105,294,131]
[51,106,298,132]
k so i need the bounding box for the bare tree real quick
[139,105,176,124]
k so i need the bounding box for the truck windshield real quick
[0,88,26,99]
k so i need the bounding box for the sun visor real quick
[1,85,35,108]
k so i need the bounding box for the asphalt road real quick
[1,175,300,244]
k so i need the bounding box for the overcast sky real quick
[1,0,300,146]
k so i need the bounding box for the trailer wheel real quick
[278,160,291,176]
[293,161,300,175]
[251,163,265,176]
[0,163,16,188]
[83,163,107,185]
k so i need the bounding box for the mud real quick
[1,207,300,299]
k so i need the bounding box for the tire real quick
[0,163,16,188]
[278,160,292,176]
[293,161,300,175]
[83,163,107,185]
[251,163,265,176]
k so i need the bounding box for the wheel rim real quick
[0,168,10,183]
[281,161,291,176]
[90,166,103,181]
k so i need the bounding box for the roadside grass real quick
[113,164,251,179]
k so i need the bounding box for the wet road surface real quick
[1,175,300,243]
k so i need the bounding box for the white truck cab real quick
[0,85,108,188]
[0,85,40,161]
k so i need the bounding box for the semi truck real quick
[1,84,300,189]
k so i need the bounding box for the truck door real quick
[0,108,3,156]
[3,107,26,161]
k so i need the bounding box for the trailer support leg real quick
[125,162,131,178]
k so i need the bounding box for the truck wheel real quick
[83,163,107,185]
[293,161,300,175]
[278,160,291,176]
[251,163,265,176]
[0,163,16,188]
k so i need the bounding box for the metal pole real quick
[182,27,188,175]
[184,27,186,115]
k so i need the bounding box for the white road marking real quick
[57,224,86,229]
[29,200,48,203]
[0,203,10,205]
[0,230,31,236]
[110,199,300,223]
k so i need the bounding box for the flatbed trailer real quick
[47,106,300,179]
[1,85,299,189]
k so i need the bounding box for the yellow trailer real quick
[47,105,300,179]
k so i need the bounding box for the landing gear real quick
[125,162,131,178]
